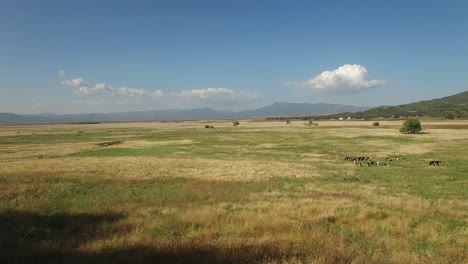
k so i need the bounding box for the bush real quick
[372,122,380,127]
[445,113,455,120]
[400,118,422,134]
[232,121,240,126]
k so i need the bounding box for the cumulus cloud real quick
[60,75,260,108]
[284,64,387,95]
[178,88,259,101]
[60,77,163,98]
[61,77,88,88]
[84,99,130,106]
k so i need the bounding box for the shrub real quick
[305,120,314,126]
[372,122,380,127]
[400,118,422,134]
[445,113,455,120]
[232,121,240,126]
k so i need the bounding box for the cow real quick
[429,160,441,166]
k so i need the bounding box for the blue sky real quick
[1,0,467,114]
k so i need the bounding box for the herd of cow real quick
[344,156,441,167]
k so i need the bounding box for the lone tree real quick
[286,119,291,124]
[372,122,380,127]
[400,118,422,134]
[232,121,240,126]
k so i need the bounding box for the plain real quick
[0,119,466,263]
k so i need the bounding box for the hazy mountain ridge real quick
[236,102,369,118]
[0,103,369,124]
[2,91,467,124]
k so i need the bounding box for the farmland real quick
[0,119,467,263]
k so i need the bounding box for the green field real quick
[0,120,467,263]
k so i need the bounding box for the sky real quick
[1,0,467,114]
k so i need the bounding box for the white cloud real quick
[284,64,387,95]
[84,99,130,106]
[58,69,65,77]
[178,88,259,101]
[61,77,163,98]
[61,77,88,88]
[59,75,261,108]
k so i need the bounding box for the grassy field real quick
[0,119,467,263]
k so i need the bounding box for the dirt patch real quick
[96,139,124,147]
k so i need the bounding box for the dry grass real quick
[0,157,318,182]
[0,119,467,263]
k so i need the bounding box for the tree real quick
[232,121,240,126]
[372,122,380,127]
[286,119,291,124]
[400,118,422,134]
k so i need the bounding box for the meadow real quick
[0,119,466,263]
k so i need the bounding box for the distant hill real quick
[236,102,369,118]
[0,113,36,123]
[310,91,468,120]
[0,103,368,124]
[3,91,466,124]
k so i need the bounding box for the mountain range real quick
[2,91,467,124]
[315,90,468,119]
[0,102,369,124]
